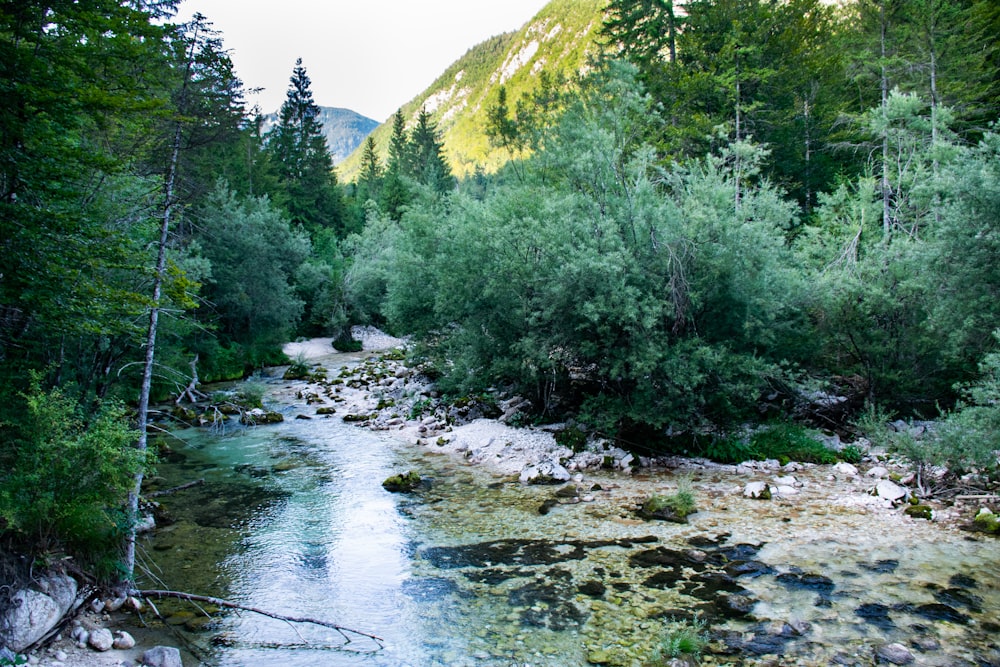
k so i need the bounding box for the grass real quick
[653,617,708,663]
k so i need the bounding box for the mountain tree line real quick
[2,0,999,580]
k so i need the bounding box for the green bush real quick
[750,422,837,464]
[0,381,146,580]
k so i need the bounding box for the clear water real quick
[138,357,1000,667]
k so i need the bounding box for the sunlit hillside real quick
[338,0,607,181]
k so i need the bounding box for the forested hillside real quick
[2,0,999,582]
[338,0,606,180]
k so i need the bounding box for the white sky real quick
[176,0,552,122]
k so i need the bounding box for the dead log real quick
[134,589,383,647]
[147,479,205,498]
[175,354,208,405]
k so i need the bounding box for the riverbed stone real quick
[875,642,914,665]
[873,479,907,503]
[113,630,136,650]
[87,628,113,651]
[834,462,859,476]
[743,481,772,499]
[141,646,183,667]
[519,460,571,485]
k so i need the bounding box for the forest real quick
[1,0,999,579]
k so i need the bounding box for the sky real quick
[176,0,552,122]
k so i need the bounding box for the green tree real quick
[197,182,311,346]
[266,58,346,235]
[406,107,455,194]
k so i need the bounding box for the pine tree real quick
[407,107,454,194]
[266,58,345,236]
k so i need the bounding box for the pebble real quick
[876,643,915,665]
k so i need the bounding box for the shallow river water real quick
[136,353,999,667]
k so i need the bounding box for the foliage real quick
[0,381,146,580]
[644,477,698,520]
[265,58,347,236]
[652,617,709,663]
[750,422,837,465]
[196,181,310,344]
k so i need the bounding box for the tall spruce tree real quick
[266,58,345,236]
[407,108,455,194]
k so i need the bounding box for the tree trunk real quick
[123,24,200,584]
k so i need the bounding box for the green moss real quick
[382,471,422,492]
[973,509,1000,534]
[904,504,933,520]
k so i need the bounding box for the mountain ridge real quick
[262,106,379,165]
[337,0,607,181]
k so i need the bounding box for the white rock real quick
[53,650,68,662]
[743,481,772,499]
[87,628,114,652]
[866,466,889,478]
[833,462,859,476]
[874,479,907,503]
[112,630,136,650]
[141,646,183,667]
[70,626,89,645]
[774,475,798,487]
[519,460,571,485]
[775,485,799,497]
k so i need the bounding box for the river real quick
[135,350,1000,667]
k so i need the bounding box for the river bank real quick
[22,332,998,667]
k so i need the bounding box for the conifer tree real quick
[407,107,454,194]
[266,58,346,236]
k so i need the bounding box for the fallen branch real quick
[134,589,383,647]
[956,494,1000,501]
[175,354,208,405]
[147,479,205,498]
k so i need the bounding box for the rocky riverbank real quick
[10,330,995,667]
[277,335,990,535]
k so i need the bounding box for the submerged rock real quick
[142,646,183,667]
[382,471,422,492]
[876,642,914,665]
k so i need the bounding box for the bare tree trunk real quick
[123,25,200,584]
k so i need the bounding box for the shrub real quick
[750,422,837,464]
[0,381,146,580]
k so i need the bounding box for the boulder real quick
[873,479,907,503]
[519,460,571,485]
[866,466,889,479]
[743,481,772,499]
[113,630,136,650]
[87,628,114,652]
[142,646,183,667]
[381,471,422,492]
[833,462,859,477]
[0,573,78,653]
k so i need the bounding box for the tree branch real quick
[133,590,384,647]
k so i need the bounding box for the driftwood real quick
[134,589,383,647]
[147,479,205,498]
[956,494,1000,501]
[175,354,208,405]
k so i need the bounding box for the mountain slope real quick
[263,107,378,165]
[338,0,607,181]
